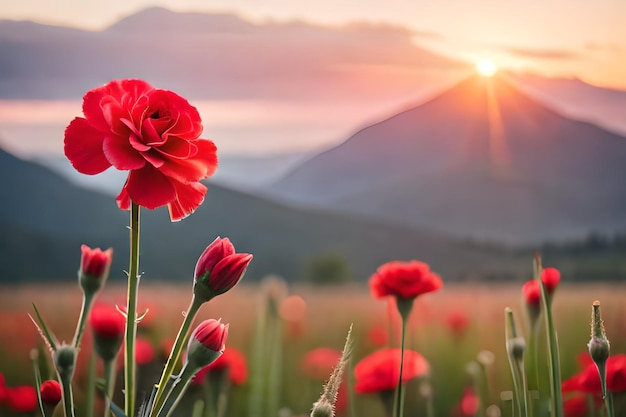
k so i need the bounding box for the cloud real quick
[503,46,579,61]
[0,7,465,100]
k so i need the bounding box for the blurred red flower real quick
[40,380,62,406]
[6,385,38,413]
[369,260,442,300]
[135,337,155,365]
[522,280,541,307]
[193,347,248,386]
[561,354,626,394]
[90,304,126,340]
[64,79,218,221]
[354,348,429,393]
[445,311,470,338]
[301,348,342,380]
[541,267,561,293]
[452,386,479,417]
[562,394,594,417]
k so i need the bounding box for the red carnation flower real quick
[64,79,218,221]
[354,348,429,393]
[369,260,443,301]
[6,385,38,413]
[561,354,626,394]
[40,380,62,406]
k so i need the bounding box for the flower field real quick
[0,280,624,416]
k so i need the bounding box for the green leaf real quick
[29,303,59,352]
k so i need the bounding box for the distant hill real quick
[268,74,626,244]
[0,147,526,283]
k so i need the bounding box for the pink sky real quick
[2,0,625,89]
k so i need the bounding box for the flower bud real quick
[193,237,252,302]
[90,304,125,362]
[186,319,229,372]
[588,300,610,398]
[53,344,77,380]
[40,380,62,406]
[78,244,113,295]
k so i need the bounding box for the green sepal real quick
[30,303,59,352]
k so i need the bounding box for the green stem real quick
[104,359,117,417]
[393,297,413,417]
[393,317,408,417]
[157,365,197,417]
[150,295,203,417]
[86,353,96,417]
[60,370,76,417]
[72,292,95,348]
[347,355,356,417]
[605,392,615,417]
[202,381,216,417]
[540,290,563,417]
[125,202,141,417]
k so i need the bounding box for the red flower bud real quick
[186,319,229,372]
[522,280,541,307]
[541,267,561,293]
[79,244,113,294]
[192,347,248,386]
[194,237,252,301]
[40,380,62,406]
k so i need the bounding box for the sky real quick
[2,0,625,89]
[0,0,625,158]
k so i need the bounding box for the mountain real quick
[510,73,626,136]
[0,147,525,283]
[268,74,626,244]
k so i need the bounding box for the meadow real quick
[1,280,624,417]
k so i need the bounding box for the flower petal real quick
[103,135,146,170]
[64,118,112,175]
[116,185,131,211]
[168,180,207,221]
[159,139,218,183]
[125,166,176,210]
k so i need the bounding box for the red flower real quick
[354,348,429,393]
[369,260,443,300]
[135,337,155,365]
[562,394,594,417]
[194,237,253,299]
[40,380,62,406]
[90,304,126,340]
[522,280,541,307]
[562,354,626,394]
[64,79,218,221]
[452,386,479,417]
[541,267,561,293]
[301,348,342,380]
[6,385,38,413]
[193,347,248,386]
[190,319,229,353]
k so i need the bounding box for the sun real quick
[476,59,498,77]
